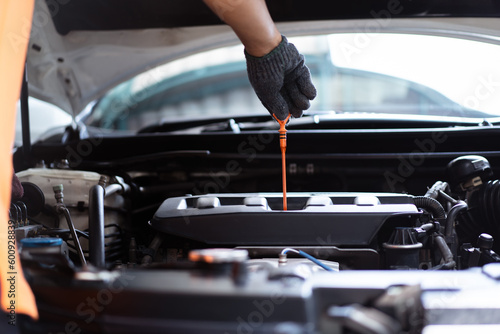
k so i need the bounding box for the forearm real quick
[203,0,281,56]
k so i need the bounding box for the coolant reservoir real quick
[16,168,125,256]
[18,168,104,206]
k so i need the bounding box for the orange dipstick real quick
[273,114,291,211]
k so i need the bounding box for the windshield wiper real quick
[137,112,500,134]
[137,115,273,134]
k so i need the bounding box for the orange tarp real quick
[0,0,38,320]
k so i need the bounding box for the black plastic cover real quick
[150,193,420,246]
[447,155,493,191]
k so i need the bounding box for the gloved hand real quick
[245,35,317,121]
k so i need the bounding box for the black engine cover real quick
[150,193,420,246]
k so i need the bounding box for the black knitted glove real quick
[245,35,317,121]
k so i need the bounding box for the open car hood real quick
[27,0,500,116]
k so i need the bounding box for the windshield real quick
[85,33,500,131]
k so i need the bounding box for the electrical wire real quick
[281,248,334,271]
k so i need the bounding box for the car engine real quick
[14,154,500,271]
[11,153,500,333]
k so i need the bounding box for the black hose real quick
[481,180,500,234]
[89,185,105,268]
[413,196,446,219]
[419,223,436,232]
[141,233,164,265]
[433,234,456,270]
[461,180,500,253]
[445,201,468,237]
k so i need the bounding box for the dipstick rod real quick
[273,114,291,211]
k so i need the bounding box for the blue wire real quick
[281,248,333,271]
[281,248,298,255]
[298,250,334,271]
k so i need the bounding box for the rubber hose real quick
[434,234,456,270]
[413,196,446,219]
[445,201,468,237]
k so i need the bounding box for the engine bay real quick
[10,126,500,333]
[13,154,500,272]
[8,1,500,332]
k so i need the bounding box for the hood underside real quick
[27,0,500,116]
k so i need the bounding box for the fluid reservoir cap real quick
[478,233,494,250]
[189,248,248,264]
[20,237,63,248]
[446,155,493,192]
